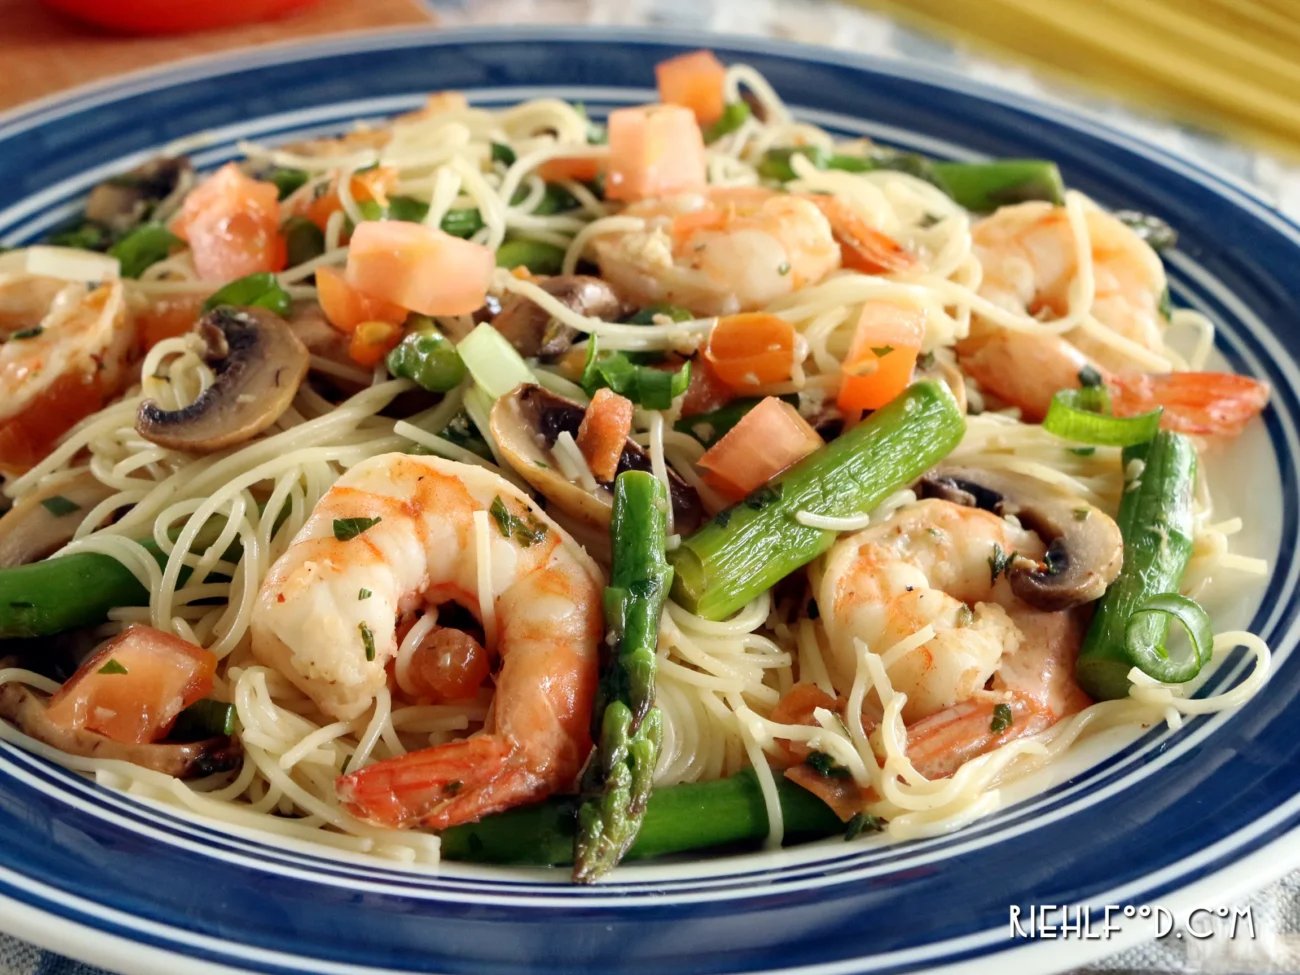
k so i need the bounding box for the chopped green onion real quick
[491,142,517,166]
[269,168,309,200]
[386,325,466,393]
[627,304,694,325]
[358,588,373,601]
[46,221,112,252]
[703,101,751,143]
[457,323,534,400]
[488,496,547,546]
[1043,389,1162,446]
[533,184,580,216]
[201,272,292,316]
[360,621,376,662]
[39,496,81,517]
[804,751,850,778]
[581,337,691,410]
[333,516,381,542]
[1124,592,1213,684]
[108,224,180,279]
[844,812,885,840]
[282,216,325,267]
[10,327,43,341]
[97,659,128,675]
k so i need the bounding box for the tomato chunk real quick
[298,166,398,232]
[697,397,822,500]
[655,50,728,126]
[316,265,408,334]
[705,312,798,391]
[45,626,216,744]
[606,105,707,202]
[837,301,926,412]
[345,221,494,317]
[171,163,285,283]
[576,388,634,481]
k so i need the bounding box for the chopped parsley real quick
[333,516,382,541]
[744,484,782,510]
[712,509,732,529]
[988,543,1016,584]
[1077,365,1104,389]
[1073,507,1090,522]
[10,327,44,341]
[490,141,517,166]
[1069,446,1097,457]
[845,812,885,840]
[359,621,376,662]
[97,659,128,675]
[990,702,1014,734]
[870,345,895,357]
[489,496,547,546]
[358,588,373,601]
[805,751,851,779]
[777,261,791,276]
[39,495,81,517]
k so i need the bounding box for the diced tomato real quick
[135,293,204,352]
[345,221,494,317]
[315,266,407,334]
[1109,371,1270,438]
[171,163,286,282]
[655,50,728,126]
[44,625,216,745]
[704,312,798,391]
[806,195,918,276]
[408,627,491,702]
[297,166,398,232]
[837,301,926,412]
[606,105,707,202]
[538,156,604,183]
[697,396,822,500]
[575,388,634,481]
[680,356,736,416]
[348,320,405,367]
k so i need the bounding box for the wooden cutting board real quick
[0,0,434,111]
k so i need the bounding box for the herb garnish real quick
[870,345,895,357]
[744,484,782,510]
[805,751,851,779]
[10,327,43,341]
[98,659,128,675]
[359,621,376,661]
[358,588,373,601]
[712,509,732,529]
[333,516,382,541]
[1073,507,1090,522]
[988,543,1016,583]
[1069,446,1096,457]
[1077,365,1104,389]
[40,495,81,517]
[990,703,1014,734]
[489,496,547,546]
[845,812,885,840]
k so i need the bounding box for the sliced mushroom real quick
[136,306,310,453]
[86,156,193,233]
[490,384,704,534]
[0,470,115,568]
[918,465,1123,612]
[491,276,625,358]
[0,683,241,779]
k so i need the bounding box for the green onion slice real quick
[1125,592,1214,684]
[1043,388,1162,446]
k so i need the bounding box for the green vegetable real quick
[457,323,534,400]
[282,216,325,268]
[626,304,694,325]
[108,224,180,278]
[46,221,112,252]
[386,325,467,393]
[1076,432,1203,700]
[201,272,291,316]
[332,516,382,542]
[436,411,493,461]
[581,337,691,411]
[491,142,517,166]
[488,496,547,546]
[703,101,751,143]
[1159,287,1173,321]
[532,184,580,216]
[358,589,373,601]
[805,751,850,778]
[495,239,565,275]
[1043,388,1163,447]
[844,811,885,840]
[669,381,965,620]
[9,327,43,341]
[441,767,841,866]
[97,659,128,675]
[757,146,832,182]
[39,496,81,517]
[990,703,1013,733]
[930,160,1066,212]
[1115,210,1178,251]
[269,168,309,200]
[574,472,673,883]
[171,699,236,739]
[360,621,376,661]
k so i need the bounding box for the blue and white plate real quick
[0,27,1297,975]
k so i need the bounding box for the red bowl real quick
[41,0,325,34]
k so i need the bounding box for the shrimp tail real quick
[338,735,530,830]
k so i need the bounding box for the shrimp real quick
[966,200,1166,374]
[593,187,842,316]
[250,453,604,828]
[0,278,135,475]
[813,498,1091,774]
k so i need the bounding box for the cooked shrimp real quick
[593,187,842,316]
[250,453,604,828]
[0,279,135,475]
[966,200,1166,373]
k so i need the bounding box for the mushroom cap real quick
[490,384,703,535]
[136,305,310,454]
[919,465,1123,612]
[490,276,625,358]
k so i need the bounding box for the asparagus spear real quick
[1076,432,1204,700]
[930,160,1065,211]
[573,471,672,883]
[441,768,842,866]
[669,381,965,621]
[495,239,566,276]
[386,323,467,393]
